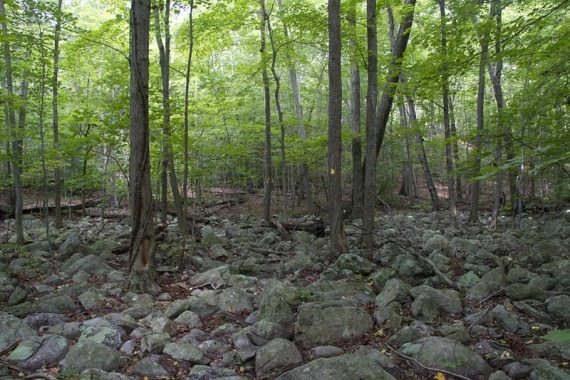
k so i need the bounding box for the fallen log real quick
[263,218,325,237]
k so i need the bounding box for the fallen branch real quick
[385,343,474,380]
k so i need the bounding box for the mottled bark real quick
[53,0,63,229]
[260,0,272,222]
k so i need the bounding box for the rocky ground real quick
[1,209,570,379]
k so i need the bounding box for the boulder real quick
[0,311,37,351]
[255,338,302,378]
[63,341,122,372]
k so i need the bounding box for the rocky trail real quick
[1,210,570,379]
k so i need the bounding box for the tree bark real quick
[348,1,363,219]
[53,0,63,229]
[362,0,378,249]
[0,0,23,242]
[327,0,347,259]
[129,0,156,292]
[260,0,272,222]
[489,0,505,230]
[438,0,458,228]
[183,0,194,241]
[449,98,463,201]
[468,2,491,224]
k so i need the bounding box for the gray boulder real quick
[163,342,205,363]
[8,334,68,371]
[0,311,37,351]
[258,280,294,326]
[255,338,302,378]
[63,341,122,372]
[131,356,170,377]
[217,287,253,315]
[466,267,506,302]
[333,254,375,275]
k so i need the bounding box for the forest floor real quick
[0,192,569,379]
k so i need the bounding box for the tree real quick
[327,0,347,260]
[260,0,272,223]
[128,0,156,292]
[53,0,63,229]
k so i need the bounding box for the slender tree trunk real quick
[449,98,463,201]
[129,0,156,292]
[407,97,440,210]
[276,0,313,212]
[398,101,416,198]
[183,1,194,240]
[489,0,505,229]
[327,0,347,260]
[53,0,63,229]
[0,0,23,242]
[439,0,458,228]
[468,3,490,224]
[154,0,187,269]
[260,0,272,222]
[265,9,288,217]
[348,1,363,219]
[362,0,377,249]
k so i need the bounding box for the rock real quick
[503,361,532,379]
[526,358,570,380]
[424,234,449,253]
[7,294,79,317]
[307,278,375,306]
[439,322,470,343]
[374,302,403,331]
[400,337,492,378]
[489,370,511,380]
[334,254,375,275]
[24,313,66,330]
[186,365,239,380]
[77,322,124,349]
[258,280,294,326]
[507,266,533,284]
[309,345,344,359]
[140,332,171,353]
[368,268,396,291]
[450,237,479,258]
[120,339,136,356]
[62,254,113,277]
[546,295,570,322]
[411,294,440,321]
[217,287,253,316]
[174,311,203,328]
[466,267,506,302]
[387,322,433,348]
[78,290,102,310]
[294,301,373,348]
[47,321,82,340]
[256,338,302,378]
[8,286,26,305]
[210,244,229,260]
[189,265,230,288]
[492,305,531,335]
[201,225,226,246]
[63,341,122,372]
[410,285,463,315]
[197,339,229,357]
[473,339,516,367]
[79,369,129,380]
[458,271,480,287]
[211,323,240,338]
[505,283,546,301]
[0,311,37,351]
[276,353,396,380]
[10,334,69,371]
[259,231,277,246]
[59,232,84,259]
[248,320,290,345]
[131,356,170,377]
[139,312,177,337]
[163,342,205,363]
[375,279,411,307]
[185,291,220,318]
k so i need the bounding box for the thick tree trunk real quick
[129,0,156,292]
[154,0,188,270]
[53,0,63,229]
[348,1,363,219]
[362,0,378,249]
[439,0,458,228]
[489,0,505,230]
[468,3,491,224]
[407,97,440,210]
[260,0,272,222]
[0,0,24,243]
[327,0,347,259]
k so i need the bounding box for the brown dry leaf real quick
[434,372,447,380]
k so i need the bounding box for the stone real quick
[259,231,278,246]
[79,290,102,310]
[248,320,290,346]
[217,287,253,315]
[174,310,203,328]
[139,312,177,337]
[79,369,129,380]
[8,286,26,305]
[24,313,67,330]
[62,254,113,277]
[466,267,506,302]
[458,271,480,287]
[368,268,396,292]
[276,353,396,380]
[255,338,302,378]
[12,335,69,371]
[140,332,171,353]
[546,295,570,322]
[120,339,136,356]
[294,301,373,348]
[374,302,403,331]
[185,291,220,318]
[187,365,238,380]
[8,294,80,317]
[489,371,511,380]
[77,323,124,349]
[375,279,411,307]
[492,305,531,335]
[210,244,229,260]
[189,265,230,288]
[387,322,433,348]
[309,345,344,359]
[197,339,229,357]
[258,280,294,326]
[0,311,37,351]
[503,361,531,379]
[400,337,492,378]
[163,342,205,363]
[334,254,375,275]
[131,356,170,377]
[63,341,122,372]
[526,358,570,380]
[424,234,449,253]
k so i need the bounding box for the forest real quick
[0,0,569,379]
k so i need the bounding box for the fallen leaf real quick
[434,372,446,380]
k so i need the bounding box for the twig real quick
[385,343,474,380]
[467,307,490,331]
[479,287,505,305]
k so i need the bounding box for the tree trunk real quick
[53,0,63,229]
[0,0,23,243]
[489,0,505,230]
[129,0,156,292]
[154,0,188,270]
[468,2,490,224]
[327,0,347,260]
[449,98,463,201]
[265,8,287,217]
[276,0,313,212]
[407,97,440,210]
[348,1,363,219]
[438,0,458,228]
[183,1,194,239]
[362,0,378,249]
[398,102,416,198]
[260,0,272,222]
